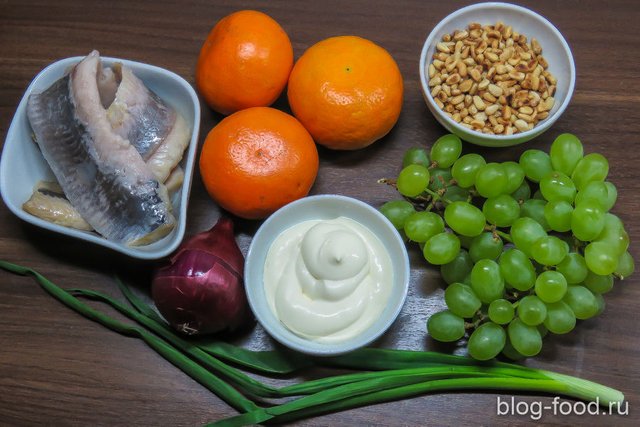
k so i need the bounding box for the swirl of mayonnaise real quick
[263,217,392,343]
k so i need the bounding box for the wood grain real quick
[1,0,639,425]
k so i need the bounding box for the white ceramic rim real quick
[419,1,576,143]
[0,55,201,260]
[244,194,411,356]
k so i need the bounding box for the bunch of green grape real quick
[380,133,634,361]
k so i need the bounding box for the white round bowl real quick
[419,2,575,147]
[244,195,410,356]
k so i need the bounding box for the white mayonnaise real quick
[263,217,393,343]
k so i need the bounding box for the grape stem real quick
[423,187,453,205]
[484,225,513,243]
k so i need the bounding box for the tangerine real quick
[195,10,293,115]
[199,107,319,219]
[287,35,404,150]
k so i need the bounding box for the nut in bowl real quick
[244,195,410,356]
[0,53,200,259]
[419,2,576,147]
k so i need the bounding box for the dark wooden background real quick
[1,0,638,425]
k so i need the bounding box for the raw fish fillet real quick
[106,63,175,161]
[26,50,175,245]
[22,181,92,231]
[145,113,190,183]
[99,61,191,182]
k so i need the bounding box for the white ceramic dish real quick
[244,195,410,356]
[0,55,201,259]
[419,2,575,147]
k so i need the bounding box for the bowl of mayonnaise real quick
[244,194,410,356]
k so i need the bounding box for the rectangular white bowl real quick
[0,55,201,259]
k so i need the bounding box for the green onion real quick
[0,260,257,413]
[72,287,527,398]
[0,259,624,427]
[115,277,313,375]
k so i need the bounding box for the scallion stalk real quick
[0,259,624,427]
[0,260,257,413]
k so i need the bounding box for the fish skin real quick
[107,63,175,161]
[146,112,191,183]
[26,50,175,245]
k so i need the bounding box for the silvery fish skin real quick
[26,50,175,246]
[99,61,191,183]
[106,63,175,161]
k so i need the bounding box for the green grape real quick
[572,153,609,190]
[508,318,542,357]
[532,190,545,200]
[537,323,549,338]
[444,201,486,237]
[584,241,618,276]
[550,133,584,176]
[499,248,536,291]
[510,180,531,202]
[501,161,526,195]
[482,194,520,227]
[444,185,470,202]
[594,293,606,316]
[444,282,482,318]
[520,199,551,231]
[596,213,629,255]
[574,181,609,209]
[397,164,430,197]
[571,201,605,242]
[441,249,473,284]
[615,251,635,279]
[544,200,573,232]
[427,310,465,342]
[423,232,460,265]
[530,235,568,266]
[488,299,514,325]
[461,274,472,286]
[470,259,505,303]
[451,153,486,188]
[404,211,444,243]
[535,270,568,303]
[380,200,415,229]
[475,163,508,198]
[458,234,474,249]
[502,339,525,360]
[402,147,430,168]
[603,181,618,211]
[563,286,598,320]
[539,171,576,203]
[469,232,504,262]
[583,271,614,294]
[517,295,548,326]
[429,168,453,191]
[431,134,462,168]
[519,149,553,183]
[544,301,576,334]
[556,252,588,285]
[467,322,506,360]
[510,217,547,257]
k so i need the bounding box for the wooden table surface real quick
[1,0,639,425]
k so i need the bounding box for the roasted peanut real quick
[427,21,557,135]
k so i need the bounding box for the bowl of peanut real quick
[419,2,575,147]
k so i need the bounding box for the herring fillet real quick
[106,63,175,161]
[26,51,175,245]
[104,63,191,182]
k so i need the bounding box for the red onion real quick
[152,216,250,335]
